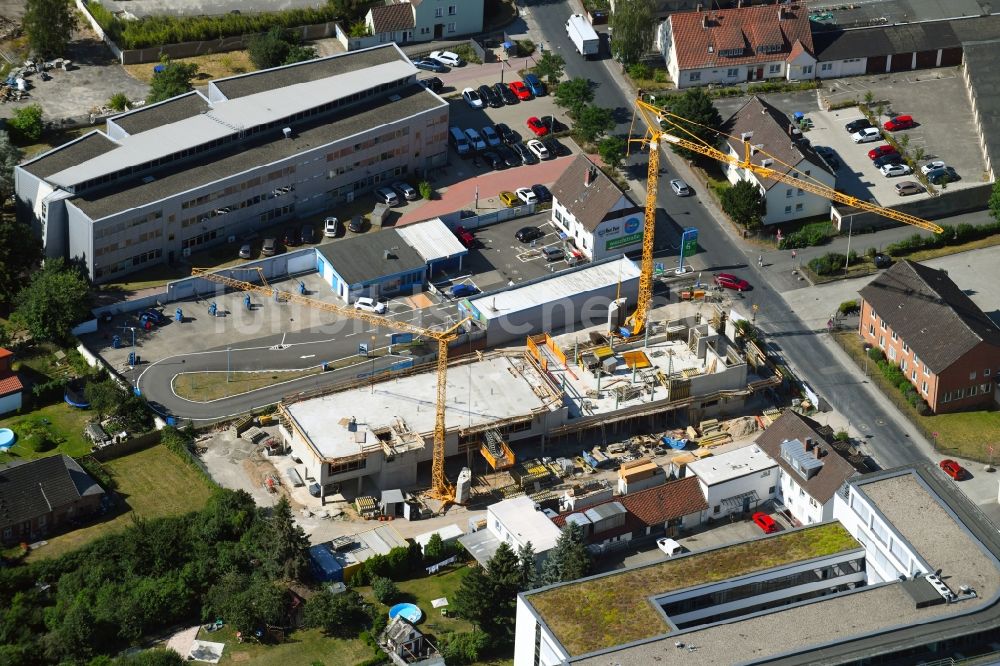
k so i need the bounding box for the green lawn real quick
[0,402,95,463]
[25,445,215,561]
[834,330,1000,461]
[358,564,477,639]
[172,368,322,401]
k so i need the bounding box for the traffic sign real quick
[358,343,369,356]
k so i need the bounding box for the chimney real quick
[584,166,598,187]
[737,0,743,7]
[778,7,785,21]
[814,445,823,459]
[703,13,709,28]
[696,2,702,11]
[805,437,814,451]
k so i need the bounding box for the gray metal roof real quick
[584,501,626,523]
[962,42,1000,180]
[20,131,120,180]
[779,438,823,479]
[316,230,426,286]
[212,43,405,100]
[69,85,444,220]
[0,455,104,529]
[110,92,210,136]
[395,218,468,263]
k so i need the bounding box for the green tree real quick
[111,649,186,665]
[453,542,520,645]
[598,135,627,170]
[554,77,594,119]
[610,0,654,66]
[575,105,615,144]
[989,179,1000,221]
[533,51,565,85]
[439,631,490,665]
[207,572,285,634]
[23,0,76,57]
[542,523,590,585]
[0,130,23,202]
[147,61,199,104]
[8,104,44,143]
[247,27,293,69]
[14,257,90,343]
[372,576,399,604]
[0,216,42,312]
[303,589,369,638]
[720,179,766,231]
[263,496,310,580]
[115,390,154,432]
[423,532,447,562]
[660,88,724,159]
[516,542,538,591]
[85,378,125,420]
[284,43,317,65]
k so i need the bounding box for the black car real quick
[495,144,520,168]
[301,224,315,244]
[479,84,503,108]
[873,253,892,268]
[419,76,443,92]
[481,150,504,170]
[539,115,565,133]
[495,122,520,145]
[513,141,538,165]
[348,215,365,233]
[845,118,873,133]
[515,226,544,243]
[413,58,448,73]
[495,82,518,105]
[927,166,959,184]
[531,184,552,203]
[873,153,903,169]
[284,227,301,246]
[543,137,570,157]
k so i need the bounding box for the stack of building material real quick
[355,496,379,519]
[698,418,732,448]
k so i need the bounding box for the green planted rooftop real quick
[527,522,858,657]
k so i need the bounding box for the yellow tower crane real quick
[191,268,470,503]
[624,99,944,337]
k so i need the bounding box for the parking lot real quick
[715,69,986,205]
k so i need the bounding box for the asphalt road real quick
[527,0,929,469]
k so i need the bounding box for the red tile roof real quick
[551,476,707,530]
[0,372,22,396]
[669,4,813,71]
[0,348,12,360]
[370,3,415,34]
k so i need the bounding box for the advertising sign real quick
[606,231,643,251]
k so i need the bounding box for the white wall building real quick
[721,96,836,226]
[684,443,778,519]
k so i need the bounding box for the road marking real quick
[300,354,315,359]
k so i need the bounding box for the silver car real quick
[670,178,691,196]
[393,181,418,200]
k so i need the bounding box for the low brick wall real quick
[831,182,993,232]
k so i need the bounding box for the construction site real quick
[274,297,783,505]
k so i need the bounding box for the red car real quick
[509,81,532,101]
[714,273,750,291]
[526,116,549,137]
[752,512,779,534]
[883,114,915,131]
[939,459,965,480]
[454,225,475,248]
[868,145,898,160]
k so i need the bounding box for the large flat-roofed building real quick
[514,464,1000,665]
[15,44,449,283]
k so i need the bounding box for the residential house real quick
[684,443,778,518]
[0,348,22,415]
[754,411,859,525]
[549,155,644,262]
[365,0,484,45]
[658,4,815,88]
[459,494,561,568]
[721,96,835,225]
[858,260,1000,413]
[0,454,105,544]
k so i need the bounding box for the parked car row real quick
[461,76,547,112]
[412,50,466,72]
[451,122,569,169]
[846,114,959,192]
[499,184,552,208]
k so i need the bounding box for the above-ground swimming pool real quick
[388,603,422,623]
[0,428,15,451]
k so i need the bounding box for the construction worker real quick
[758,255,764,268]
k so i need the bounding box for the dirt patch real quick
[123,51,254,84]
[229,652,250,662]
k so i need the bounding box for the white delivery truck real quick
[566,13,599,58]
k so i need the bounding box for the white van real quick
[657,537,685,558]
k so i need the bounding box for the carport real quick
[396,217,468,278]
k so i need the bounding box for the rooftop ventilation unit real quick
[282,127,292,139]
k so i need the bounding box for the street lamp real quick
[119,325,137,387]
[227,347,232,383]
[370,335,377,394]
[844,214,855,275]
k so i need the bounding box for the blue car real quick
[524,73,547,97]
[139,309,166,325]
[448,284,478,298]
[413,58,448,73]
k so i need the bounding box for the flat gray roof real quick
[212,43,405,100]
[110,92,210,136]
[69,85,445,220]
[316,230,426,286]
[20,131,120,179]
[567,469,1000,665]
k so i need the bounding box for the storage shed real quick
[315,230,426,303]
[396,217,468,277]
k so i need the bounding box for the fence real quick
[437,202,536,231]
[89,429,161,462]
[830,183,993,232]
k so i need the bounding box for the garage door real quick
[940,47,963,66]
[915,50,937,69]
[867,55,887,74]
[889,53,913,72]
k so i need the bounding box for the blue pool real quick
[0,428,15,451]
[388,603,422,623]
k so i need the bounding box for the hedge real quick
[86,1,341,50]
[865,347,930,412]
[883,220,1000,257]
[780,221,835,249]
[808,251,858,276]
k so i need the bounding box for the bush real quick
[439,631,490,665]
[452,43,481,65]
[653,68,668,83]
[808,251,857,276]
[834,430,850,442]
[371,576,399,605]
[867,347,886,362]
[627,62,652,80]
[780,221,835,249]
[828,99,859,111]
[883,220,1000,257]
[838,299,859,316]
[516,38,535,56]
[107,92,130,111]
[8,104,44,142]
[418,181,432,200]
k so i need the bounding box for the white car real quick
[515,187,537,205]
[852,127,881,143]
[920,160,947,175]
[526,139,550,160]
[375,186,399,206]
[880,163,912,178]
[670,178,691,196]
[657,537,684,557]
[354,297,387,314]
[429,50,464,67]
[462,87,483,109]
[323,216,341,237]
